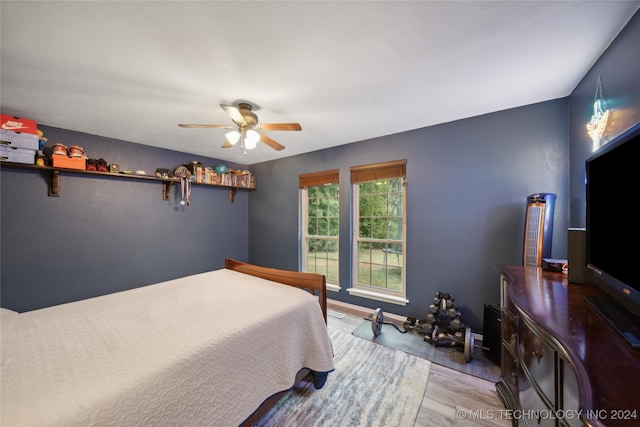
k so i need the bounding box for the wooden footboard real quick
[226,259,330,426]
[225,258,327,323]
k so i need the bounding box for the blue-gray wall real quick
[1,126,249,312]
[568,11,640,227]
[249,100,569,331]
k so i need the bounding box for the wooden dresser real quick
[496,266,640,427]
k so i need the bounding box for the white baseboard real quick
[327,299,406,322]
[327,298,484,341]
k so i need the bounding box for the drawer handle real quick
[511,333,518,345]
[511,371,518,383]
[532,350,543,363]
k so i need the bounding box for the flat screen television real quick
[585,121,640,348]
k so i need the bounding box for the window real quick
[300,170,340,290]
[349,160,407,305]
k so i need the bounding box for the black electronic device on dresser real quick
[585,121,640,348]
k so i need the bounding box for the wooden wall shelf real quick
[0,162,254,203]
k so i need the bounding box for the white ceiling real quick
[1,1,638,165]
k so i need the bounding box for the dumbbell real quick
[370,308,410,336]
[371,308,385,336]
[429,326,489,363]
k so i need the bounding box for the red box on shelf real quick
[0,114,38,135]
[50,155,86,170]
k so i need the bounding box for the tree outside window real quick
[300,170,340,287]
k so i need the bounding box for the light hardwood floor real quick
[327,302,511,427]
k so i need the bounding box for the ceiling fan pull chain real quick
[180,177,185,205]
[241,134,247,155]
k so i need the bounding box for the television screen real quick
[586,121,640,347]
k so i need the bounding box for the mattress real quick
[0,268,335,426]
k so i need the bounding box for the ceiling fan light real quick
[225,130,241,145]
[245,129,260,149]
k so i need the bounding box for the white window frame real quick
[300,183,340,292]
[348,163,407,305]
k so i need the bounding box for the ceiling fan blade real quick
[220,104,247,125]
[221,141,233,148]
[260,133,285,151]
[178,124,233,129]
[259,123,302,131]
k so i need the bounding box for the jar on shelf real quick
[35,150,45,166]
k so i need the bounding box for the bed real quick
[0,259,335,426]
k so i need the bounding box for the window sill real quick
[327,283,341,293]
[346,288,408,306]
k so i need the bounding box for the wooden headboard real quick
[224,258,327,323]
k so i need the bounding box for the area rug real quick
[253,328,431,427]
[352,320,500,382]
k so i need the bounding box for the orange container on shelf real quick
[50,154,86,170]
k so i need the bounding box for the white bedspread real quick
[1,269,335,426]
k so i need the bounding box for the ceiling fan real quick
[178,103,301,153]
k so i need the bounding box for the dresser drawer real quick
[501,343,519,391]
[519,319,556,403]
[559,357,582,427]
[502,307,519,350]
[519,371,556,427]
